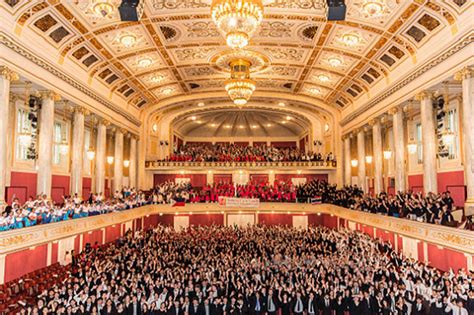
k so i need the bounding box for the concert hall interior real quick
[0,0,473,314]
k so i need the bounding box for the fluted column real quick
[357,128,367,192]
[416,91,438,194]
[37,91,60,197]
[113,128,124,192]
[390,107,407,193]
[129,135,137,188]
[370,119,383,195]
[70,107,86,196]
[455,67,474,215]
[95,120,108,194]
[343,135,351,186]
[0,66,18,210]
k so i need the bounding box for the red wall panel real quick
[250,174,269,184]
[427,244,467,271]
[154,174,207,187]
[157,214,174,226]
[51,175,70,204]
[437,171,465,207]
[105,225,122,243]
[82,230,103,249]
[234,142,249,147]
[275,174,328,184]
[253,142,266,147]
[189,214,224,226]
[7,171,37,204]
[258,213,293,226]
[308,213,324,226]
[51,242,59,265]
[271,141,296,148]
[299,138,305,152]
[417,242,425,263]
[214,174,233,184]
[322,214,338,229]
[408,174,424,193]
[144,214,160,230]
[82,177,92,200]
[4,244,48,283]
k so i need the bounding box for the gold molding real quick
[415,90,432,101]
[454,66,473,81]
[0,65,19,81]
[39,90,61,101]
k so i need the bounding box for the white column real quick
[417,91,438,194]
[37,91,60,198]
[371,119,383,194]
[113,129,124,192]
[343,136,351,186]
[390,107,407,192]
[0,67,17,210]
[456,67,474,215]
[95,120,108,194]
[70,107,85,196]
[357,129,366,192]
[129,135,137,188]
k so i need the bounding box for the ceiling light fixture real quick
[286,116,292,120]
[278,102,286,107]
[151,74,164,83]
[123,160,130,167]
[107,156,114,164]
[138,57,152,68]
[341,31,360,46]
[190,116,197,121]
[211,0,264,49]
[362,0,385,17]
[92,0,116,18]
[225,59,256,106]
[317,74,330,83]
[197,102,205,107]
[351,159,358,167]
[119,33,137,48]
[310,87,321,95]
[328,56,343,67]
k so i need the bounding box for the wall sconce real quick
[351,159,358,167]
[383,150,392,160]
[86,147,96,161]
[407,141,417,154]
[123,160,130,167]
[107,156,114,164]
[365,156,373,164]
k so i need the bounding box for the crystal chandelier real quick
[341,32,360,46]
[383,150,392,160]
[18,129,32,147]
[224,59,256,106]
[91,0,116,18]
[59,139,69,155]
[351,159,358,167]
[86,147,96,160]
[362,0,385,17]
[211,0,264,49]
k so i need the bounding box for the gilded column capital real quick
[454,66,473,81]
[415,90,433,101]
[119,128,128,135]
[368,118,380,127]
[73,106,90,116]
[0,66,19,81]
[39,90,61,101]
[99,119,110,127]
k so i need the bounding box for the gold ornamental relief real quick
[0,234,33,248]
[434,232,474,248]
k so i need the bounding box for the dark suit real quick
[291,298,305,315]
[319,297,332,315]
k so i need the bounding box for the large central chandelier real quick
[225,59,256,106]
[211,0,264,49]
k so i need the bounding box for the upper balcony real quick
[145,160,337,171]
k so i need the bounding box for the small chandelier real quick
[123,160,130,168]
[351,159,358,167]
[59,139,69,155]
[211,0,264,49]
[341,32,360,46]
[107,156,114,164]
[383,150,392,160]
[328,56,343,67]
[86,147,96,160]
[365,155,373,164]
[442,129,455,145]
[225,59,256,106]
[407,140,417,154]
[119,33,137,48]
[362,0,385,17]
[317,74,330,83]
[92,0,116,18]
[18,129,32,147]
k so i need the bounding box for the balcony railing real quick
[145,160,337,170]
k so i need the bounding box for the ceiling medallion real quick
[211,49,270,74]
[91,0,117,19]
[309,87,321,95]
[151,74,164,83]
[317,74,330,83]
[225,59,256,106]
[138,57,153,68]
[211,0,264,49]
[362,0,386,17]
[327,56,343,67]
[119,33,137,48]
[340,31,361,46]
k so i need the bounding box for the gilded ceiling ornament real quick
[267,48,305,62]
[185,21,220,38]
[184,66,217,77]
[175,47,215,61]
[151,0,208,10]
[263,66,298,77]
[266,0,326,10]
[258,21,294,38]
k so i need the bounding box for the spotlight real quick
[326,0,346,21]
[118,0,142,21]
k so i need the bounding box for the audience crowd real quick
[163,144,335,163]
[24,225,473,315]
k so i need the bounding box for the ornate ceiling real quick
[0,0,470,112]
[172,108,310,137]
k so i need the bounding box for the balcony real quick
[145,160,337,171]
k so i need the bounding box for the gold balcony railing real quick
[145,160,337,170]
